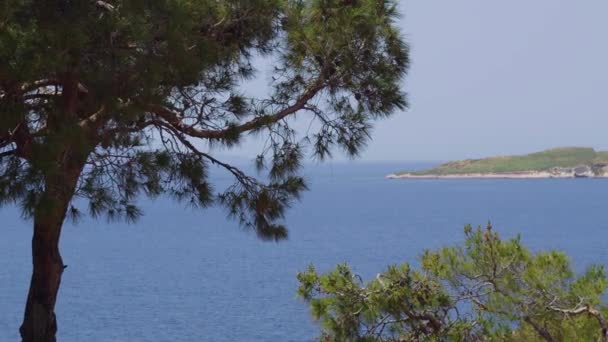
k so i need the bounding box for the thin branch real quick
[153,121,258,192]
[147,78,326,140]
[523,316,554,342]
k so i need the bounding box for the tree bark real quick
[19,162,84,342]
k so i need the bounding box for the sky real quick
[226,0,608,162]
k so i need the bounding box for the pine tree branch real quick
[548,305,608,342]
[146,78,326,140]
[154,120,258,192]
[523,316,555,342]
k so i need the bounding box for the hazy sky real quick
[229,0,608,162]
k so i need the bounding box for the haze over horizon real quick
[220,0,608,163]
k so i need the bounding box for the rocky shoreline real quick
[387,165,608,179]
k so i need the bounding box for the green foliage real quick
[297,263,465,341]
[298,224,608,341]
[401,147,608,175]
[0,0,409,239]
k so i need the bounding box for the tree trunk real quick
[19,165,83,342]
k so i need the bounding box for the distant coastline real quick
[386,172,608,179]
[389,147,608,179]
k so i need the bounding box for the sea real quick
[2,162,608,341]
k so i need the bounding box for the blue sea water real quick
[2,162,608,341]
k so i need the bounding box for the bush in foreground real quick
[298,224,608,341]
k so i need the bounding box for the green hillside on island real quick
[399,147,608,176]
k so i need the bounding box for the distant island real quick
[388,147,608,179]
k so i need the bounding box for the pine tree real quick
[0,1,409,340]
[299,225,608,341]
